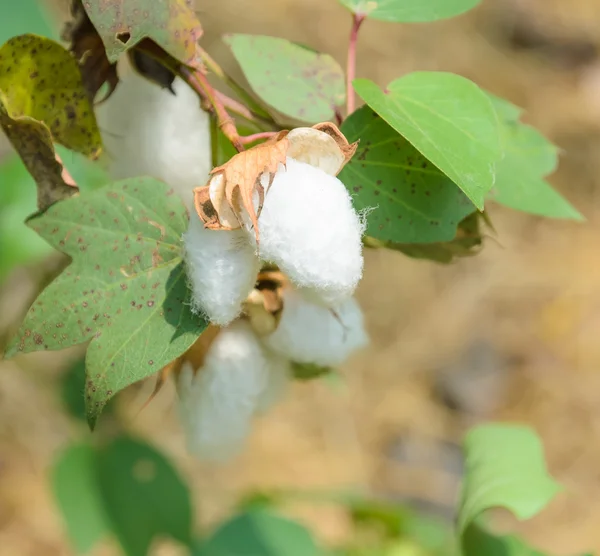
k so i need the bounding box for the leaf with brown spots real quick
[81,0,202,66]
[224,34,345,123]
[339,106,476,244]
[4,178,207,428]
[0,34,102,210]
[194,132,290,244]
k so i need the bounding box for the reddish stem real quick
[346,13,366,116]
[180,65,244,152]
[239,131,278,145]
[214,90,254,122]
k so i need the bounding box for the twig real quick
[196,46,273,121]
[239,131,278,145]
[180,65,244,152]
[346,13,366,116]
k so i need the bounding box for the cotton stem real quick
[346,13,366,116]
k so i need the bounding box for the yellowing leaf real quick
[0,34,102,210]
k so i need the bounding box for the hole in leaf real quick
[116,32,131,44]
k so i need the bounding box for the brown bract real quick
[242,270,288,336]
[193,122,357,243]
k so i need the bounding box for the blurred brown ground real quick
[2,0,600,554]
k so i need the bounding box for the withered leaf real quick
[0,34,103,210]
[62,0,119,102]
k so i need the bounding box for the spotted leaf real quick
[5,178,207,428]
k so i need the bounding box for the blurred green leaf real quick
[0,0,56,42]
[197,509,322,556]
[0,149,109,283]
[97,436,193,556]
[338,0,481,22]
[354,73,502,210]
[340,106,475,243]
[292,361,333,381]
[52,443,111,554]
[458,424,560,535]
[0,154,53,281]
[224,34,345,123]
[487,94,583,220]
[5,178,207,428]
[462,523,547,556]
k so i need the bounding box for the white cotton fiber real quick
[183,214,260,326]
[95,66,211,209]
[251,158,365,306]
[262,288,369,367]
[254,351,291,414]
[176,320,269,462]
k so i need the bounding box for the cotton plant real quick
[97,62,370,460]
[1,0,577,553]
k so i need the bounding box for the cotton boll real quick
[252,157,365,306]
[176,320,269,461]
[96,66,211,209]
[184,214,260,326]
[254,351,291,414]
[263,288,368,367]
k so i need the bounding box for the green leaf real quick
[291,361,333,381]
[487,94,583,220]
[0,0,56,42]
[338,0,481,22]
[82,0,202,66]
[354,73,502,209]
[96,436,193,556]
[196,509,322,556]
[224,34,345,123]
[462,523,547,556]
[5,178,207,427]
[458,424,561,535]
[51,443,111,554]
[340,106,475,243]
[61,357,114,421]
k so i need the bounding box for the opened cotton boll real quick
[183,214,260,326]
[262,287,369,368]
[250,157,365,306]
[95,61,211,209]
[176,320,270,462]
